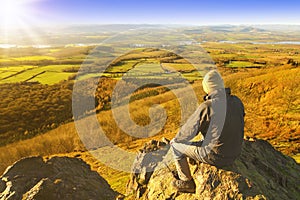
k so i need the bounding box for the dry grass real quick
[0,123,84,173]
[0,81,203,173]
[222,65,300,155]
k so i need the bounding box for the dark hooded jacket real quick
[175,88,245,166]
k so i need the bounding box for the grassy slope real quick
[223,65,299,155]
[0,66,299,196]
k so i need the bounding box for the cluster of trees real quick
[0,77,124,146]
[74,77,172,117]
[0,82,73,145]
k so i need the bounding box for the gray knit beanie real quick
[202,70,225,94]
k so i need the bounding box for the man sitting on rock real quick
[170,70,245,193]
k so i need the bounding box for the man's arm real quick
[174,102,211,143]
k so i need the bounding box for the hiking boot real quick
[187,157,197,165]
[171,170,179,180]
[171,179,196,193]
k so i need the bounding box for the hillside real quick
[0,65,299,197]
[222,65,299,156]
[1,43,299,148]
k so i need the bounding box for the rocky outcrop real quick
[127,139,300,200]
[0,156,118,200]
[126,139,170,198]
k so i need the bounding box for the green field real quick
[0,65,79,84]
[106,61,138,73]
[226,61,264,68]
[0,47,206,84]
[128,63,164,74]
[161,63,196,71]
[12,55,56,61]
[0,42,299,85]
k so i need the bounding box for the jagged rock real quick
[127,138,170,198]
[127,139,300,200]
[0,179,6,193]
[0,156,118,200]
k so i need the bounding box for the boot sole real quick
[177,188,195,193]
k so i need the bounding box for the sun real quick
[0,0,31,28]
[0,0,45,45]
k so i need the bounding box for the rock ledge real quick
[127,139,300,200]
[0,156,118,200]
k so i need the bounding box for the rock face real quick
[126,139,170,198]
[0,156,118,200]
[127,139,300,200]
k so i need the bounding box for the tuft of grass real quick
[292,154,300,163]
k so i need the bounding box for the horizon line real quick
[3,23,300,30]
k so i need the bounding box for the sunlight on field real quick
[49,49,62,53]
[130,63,164,74]
[13,56,56,61]
[106,61,138,73]
[0,59,12,62]
[33,72,75,84]
[183,71,203,81]
[85,35,108,39]
[76,73,103,80]
[0,65,79,84]
[226,61,263,68]
[0,65,36,79]
[161,63,195,71]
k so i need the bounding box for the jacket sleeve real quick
[174,102,211,142]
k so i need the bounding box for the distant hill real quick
[2,24,300,46]
[253,24,300,32]
[183,25,268,33]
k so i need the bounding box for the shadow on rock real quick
[0,156,119,200]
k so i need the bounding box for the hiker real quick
[170,70,245,193]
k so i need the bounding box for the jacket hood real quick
[202,70,225,94]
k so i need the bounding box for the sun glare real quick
[0,0,31,28]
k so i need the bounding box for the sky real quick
[0,0,300,27]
